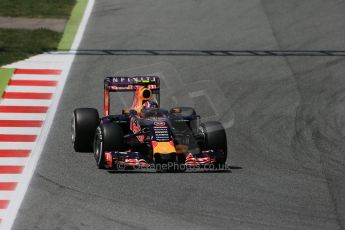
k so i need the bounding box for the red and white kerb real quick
[0,68,61,225]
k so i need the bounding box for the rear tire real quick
[93,123,127,169]
[200,121,227,168]
[72,108,99,152]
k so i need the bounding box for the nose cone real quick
[152,141,176,154]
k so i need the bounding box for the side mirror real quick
[170,107,182,113]
[122,109,130,115]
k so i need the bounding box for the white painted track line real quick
[12,75,59,81]
[5,86,56,93]
[0,113,45,120]
[0,99,51,106]
[0,128,41,135]
[0,158,27,166]
[0,143,34,150]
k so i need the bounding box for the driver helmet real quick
[141,101,158,114]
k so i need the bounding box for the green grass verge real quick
[0,28,62,66]
[58,0,88,50]
[0,0,76,19]
[0,0,88,65]
[0,68,14,97]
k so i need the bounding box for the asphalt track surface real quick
[13,1,345,229]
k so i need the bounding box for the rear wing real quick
[104,76,160,92]
[103,76,160,116]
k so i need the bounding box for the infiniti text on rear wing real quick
[104,76,160,92]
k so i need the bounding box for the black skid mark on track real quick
[50,49,345,57]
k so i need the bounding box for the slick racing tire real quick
[93,123,126,169]
[72,108,99,152]
[200,121,228,168]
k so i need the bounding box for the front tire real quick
[93,123,127,169]
[72,108,99,152]
[200,121,228,168]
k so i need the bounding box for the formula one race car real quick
[71,76,227,171]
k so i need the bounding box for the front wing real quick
[104,150,221,170]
